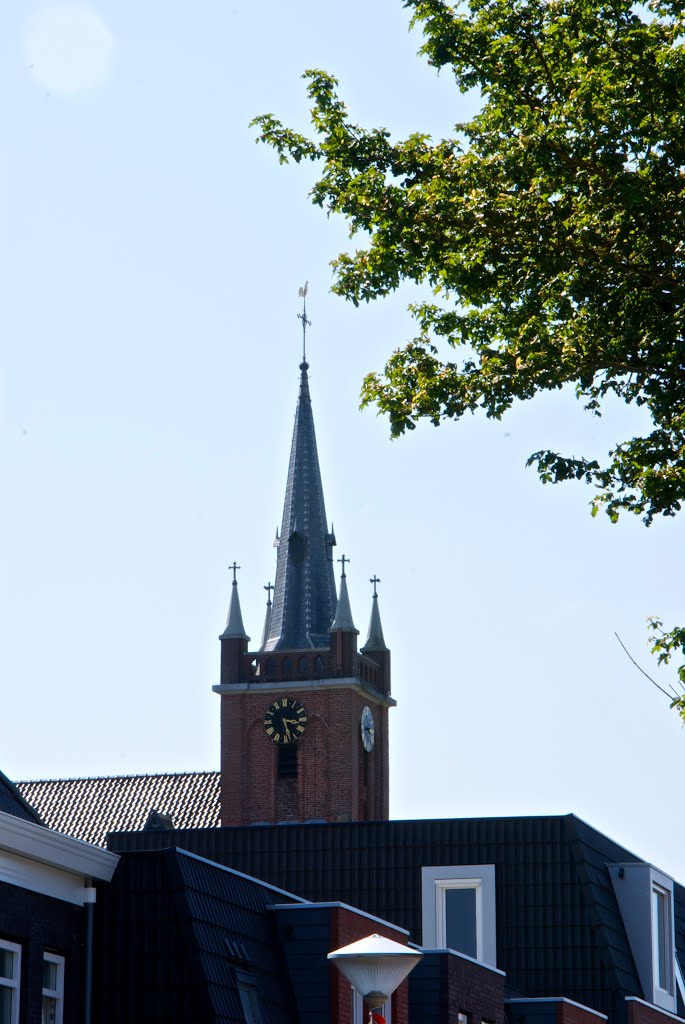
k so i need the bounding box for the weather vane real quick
[297,281,311,362]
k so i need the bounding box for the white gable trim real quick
[0,847,88,905]
[0,811,118,904]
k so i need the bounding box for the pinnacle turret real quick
[361,575,387,652]
[330,556,358,633]
[220,564,250,641]
[259,582,273,651]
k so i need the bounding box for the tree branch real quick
[614,632,680,700]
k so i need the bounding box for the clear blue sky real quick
[1,1,683,879]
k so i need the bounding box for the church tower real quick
[213,338,394,826]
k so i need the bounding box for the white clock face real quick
[361,706,375,752]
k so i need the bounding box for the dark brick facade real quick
[0,880,86,1024]
[411,950,506,1024]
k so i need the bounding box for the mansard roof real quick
[264,359,338,651]
[93,847,302,1024]
[108,813,685,1023]
[16,770,220,847]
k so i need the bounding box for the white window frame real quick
[42,952,64,1024]
[436,877,483,961]
[235,969,264,1024]
[421,864,496,967]
[0,939,21,1024]
[652,882,674,998]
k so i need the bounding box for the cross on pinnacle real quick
[264,581,274,603]
[370,574,381,597]
[228,561,240,583]
[338,554,350,578]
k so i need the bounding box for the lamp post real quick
[328,933,423,1023]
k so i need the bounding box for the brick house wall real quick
[412,950,506,1024]
[626,997,685,1024]
[272,902,413,1024]
[0,880,85,1024]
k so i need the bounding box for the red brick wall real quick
[557,1001,608,1024]
[626,999,683,1024]
[219,684,389,826]
[446,954,505,1024]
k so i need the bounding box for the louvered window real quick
[278,743,297,778]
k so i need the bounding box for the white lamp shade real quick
[328,933,423,1001]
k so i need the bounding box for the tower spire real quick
[264,294,337,650]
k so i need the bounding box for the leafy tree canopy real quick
[252,0,685,717]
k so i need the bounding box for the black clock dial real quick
[263,697,308,744]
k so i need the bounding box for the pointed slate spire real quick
[265,357,337,650]
[331,555,358,633]
[361,575,387,652]
[260,582,274,651]
[220,563,249,641]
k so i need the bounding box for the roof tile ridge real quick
[18,768,219,784]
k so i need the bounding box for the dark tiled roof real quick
[266,359,338,651]
[93,848,300,1024]
[16,771,219,847]
[108,813,685,1021]
[0,769,43,824]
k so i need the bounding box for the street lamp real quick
[328,933,423,1022]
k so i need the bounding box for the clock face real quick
[263,697,308,744]
[361,706,375,752]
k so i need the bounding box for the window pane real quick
[0,952,13,982]
[237,983,263,1024]
[0,989,13,1024]
[653,887,669,989]
[43,960,58,992]
[445,887,477,958]
[42,996,57,1024]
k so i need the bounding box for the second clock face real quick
[361,706,375,752]
[264,697,308,744]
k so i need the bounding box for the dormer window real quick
[421,865,497,967]
[609,863,677,1013]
